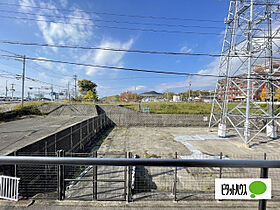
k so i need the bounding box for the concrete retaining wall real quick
[14,114,111,155]
[38,104,98,116]
[97,105,209,127]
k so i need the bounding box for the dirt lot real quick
[65,126,280,203]
[96,127,280,159]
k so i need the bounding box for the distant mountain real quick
[140,91,162,96]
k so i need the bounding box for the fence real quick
[1,152,280,209]
[0,175,20,201]
[13,113,112,156]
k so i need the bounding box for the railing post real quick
[259,153,268,210]
[173,152,177,201]
[126,152,132,202]
[92,151,98,201]
[57,150,65,200]
[13,151,17,177]
[219,152,223,178]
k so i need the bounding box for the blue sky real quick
[0,0,230,98]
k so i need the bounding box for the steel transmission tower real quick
[209,0,280,145]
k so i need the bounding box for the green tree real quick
[83,90,98,101]
[162,92,175,100]
[78,79,97,96]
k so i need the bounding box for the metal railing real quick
[1,155,279,209]
[0,175,20,201]
[1,156,280,167]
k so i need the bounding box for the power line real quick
[0,53,278,81]
[0,15,223,36]
[0,2,224,23]
[0,47,73,79]
[3,40,280,59]
[0,9,225,30]
[0,40,223,57]
[0,68,64,88]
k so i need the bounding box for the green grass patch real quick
[124,102,275,115]
[0,106,42,122]
[125,102,212,114]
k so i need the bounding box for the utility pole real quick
[73,74,77,98]
[5,80,8,98]
[134,75,136,93]
[188,76,191,101]
[10,84,15,99]
[51,84,54,101]
[21,55,26,108]
[67,81,70,101]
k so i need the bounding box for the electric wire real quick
[3,40,280,59]
[0,2,224,23]
[0,15,223,36]
[0,9,225,30]
[0,40,223,57]
[0,53,278,81]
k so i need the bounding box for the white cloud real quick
[94,39,134,65]
[127,85,146,92]
[180,46,192,53]
[18,0,36,12]
[59,0,68,8]
[84,38,134,76]
[35,57,53,69]
[59,76,72,86]
[28,2,94,51]
[38,72,48,80]
[155,80,187,93]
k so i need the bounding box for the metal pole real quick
[259,153,268,210]
[13,151,17,177]
[57,150,65,200]
[1,156,280,168]
[126,152,132,202]
[244,0,254,144]
[5,80,8,98]
[92,151,97,200]
[219,152,223,178]
[173,152,177,201]
[21,55,26,108]
[11,83,15,100]
[67,81,70,101]
[73,75,77,98]
[188,76,191,101]
[51,85,54,101]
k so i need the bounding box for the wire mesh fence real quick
[9,151,280,203]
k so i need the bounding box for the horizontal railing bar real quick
[65,178,125,182]
[0,156,280,168]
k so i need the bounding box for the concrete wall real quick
[12,114,112,198]
[15,114,111,155]
[97,105,209,127]
[38,104,98,116]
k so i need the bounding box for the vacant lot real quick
[97,127,280,158]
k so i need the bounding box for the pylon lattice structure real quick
[209,0,280,144]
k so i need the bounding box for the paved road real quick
[0,115,92,155]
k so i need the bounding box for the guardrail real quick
[0,155,277,210]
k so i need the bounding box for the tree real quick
[260,85,269,102]
[78,79,97,96]
[162,92,175,100]
[274,88,280,100]
[119,91,138,102]
[83,90,98,101]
